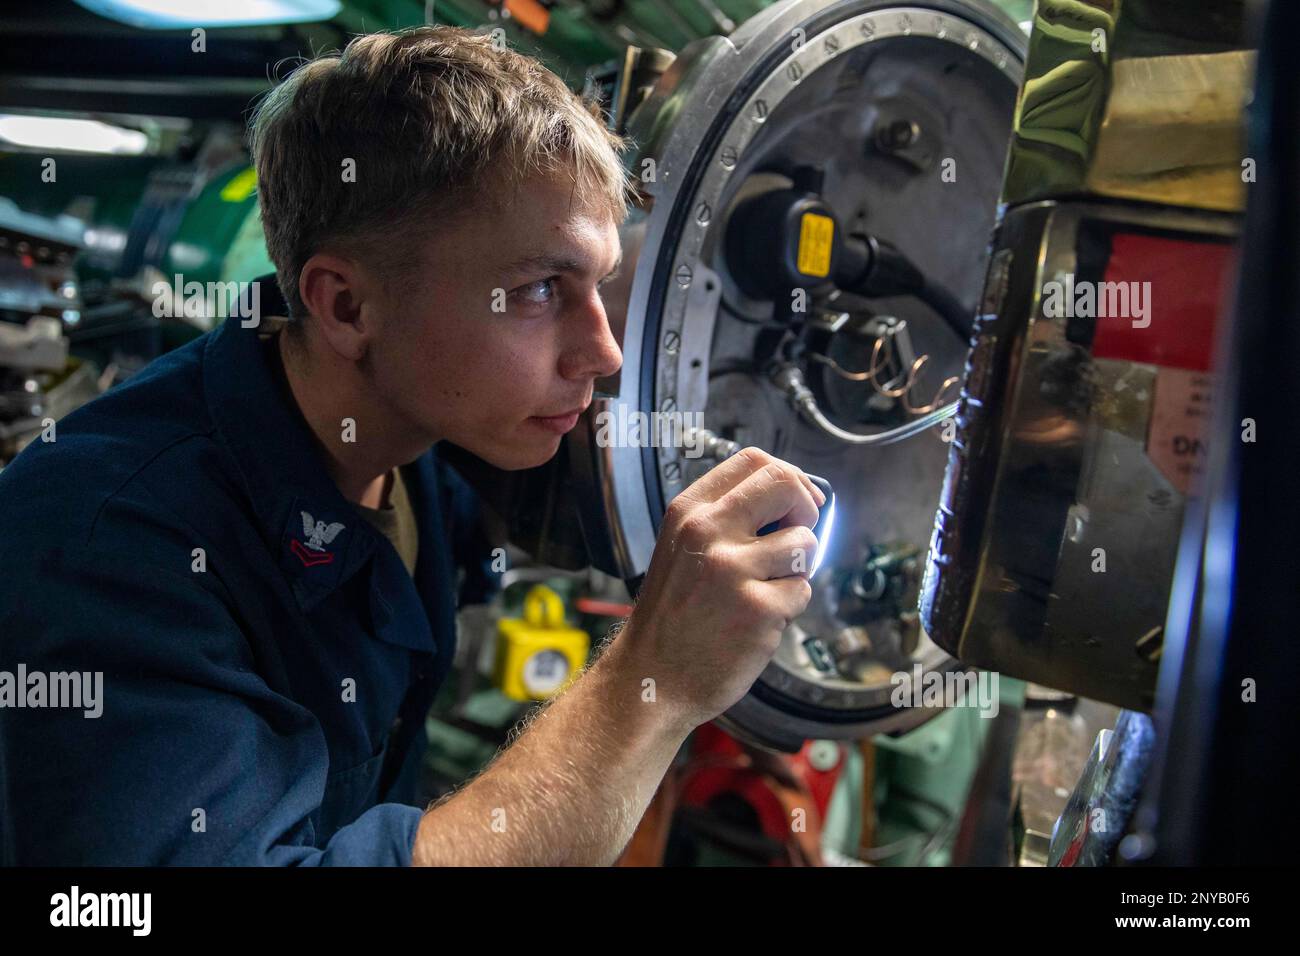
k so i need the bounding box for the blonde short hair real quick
[249,25,630,321]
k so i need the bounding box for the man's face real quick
[367,168,624,470]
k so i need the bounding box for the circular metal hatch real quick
[581,0,1025,750]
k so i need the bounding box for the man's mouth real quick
[527,404,589,435]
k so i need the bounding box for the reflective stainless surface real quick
[921,0,1251,712]
[921,200,1238,711]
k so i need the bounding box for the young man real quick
[0,26,823,865]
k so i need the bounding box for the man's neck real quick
[362,467,394,510]
[276,330,416,508]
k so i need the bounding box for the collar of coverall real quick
[201,272,390,613]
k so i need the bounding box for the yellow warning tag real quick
[796,212,834,278]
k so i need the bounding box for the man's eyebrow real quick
[507,253,582,276]
[507,250,623,279]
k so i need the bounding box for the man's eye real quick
[515,279,556,306]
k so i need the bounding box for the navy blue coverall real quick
[0,300,496,865]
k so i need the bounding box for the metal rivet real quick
[675,263,693,287]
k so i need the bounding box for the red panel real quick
[1090,232,1233,373]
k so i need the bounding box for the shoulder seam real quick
[85,426,221,546]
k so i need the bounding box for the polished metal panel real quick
[921,0,1250,712]
[921,201,1237,710]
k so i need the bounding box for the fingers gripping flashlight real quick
[758,474,836,578]
[688,429,837,579]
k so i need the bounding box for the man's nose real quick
[559,290,623,381]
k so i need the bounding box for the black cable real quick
[839,234,974,343]
[915,277,975,342]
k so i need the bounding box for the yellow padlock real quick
[494,585,590,701]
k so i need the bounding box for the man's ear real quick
[298,252,379,361]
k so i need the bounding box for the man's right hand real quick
[615,447,826,733]
[411,448,826,865]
